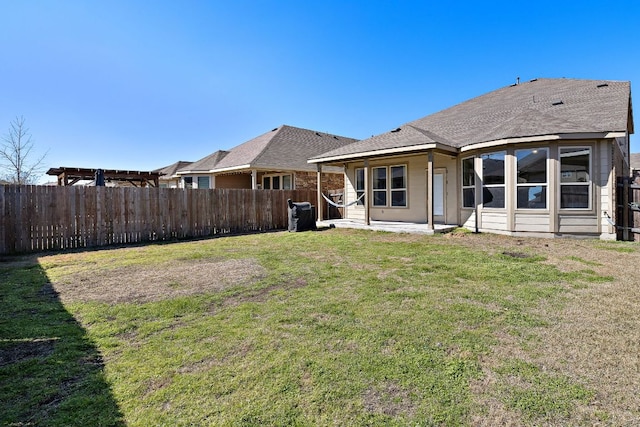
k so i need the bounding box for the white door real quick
[433,172,444,217]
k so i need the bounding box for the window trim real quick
[355,167,365,206]
[559,146,592,210]
[461,156,475,209]
[262,173,294,190]
[390,164,407,207]
[515,147,548,210]
[369,164,408,208]
[481,151,506,209]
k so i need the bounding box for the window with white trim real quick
[390,165,407,207]
[355,168,365,205]
[462,157,475,208]
[183,176,193,189]
[481,152,505,208]
[262,173,293,190]
[197,176,210,189]
[371,165,407,207]
[372,167,387,206]
[516,148,548,209]
[560,147,591,209]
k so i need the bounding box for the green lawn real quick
[1,229,638,426]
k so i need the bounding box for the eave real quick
[308,142,457,164]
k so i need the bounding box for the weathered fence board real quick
[0,186,316,254]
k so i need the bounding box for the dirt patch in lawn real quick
[52,258,266,304]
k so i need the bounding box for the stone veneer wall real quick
[294,171,344,193]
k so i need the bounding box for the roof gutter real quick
[459,132,626,152]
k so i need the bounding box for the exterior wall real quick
[177,174,213,189]
[464,140,611,238]
[339,138,617,238]
[343,153,458,224]
[295,171,344,192]
[215,173,252,189]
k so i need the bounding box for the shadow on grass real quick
[0,259,125,426]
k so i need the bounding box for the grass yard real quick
[1,228,639,426]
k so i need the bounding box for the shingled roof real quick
[154,161,194,179]
[186,125,359,173]
[310,78,633,162]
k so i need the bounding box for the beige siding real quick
[344,168,365,221]
[598,140,615,237]
[481,212,508,231]
[343,153,458,224]
[558,216,599,234]
[462,211,476,230]
[514,213,550,232]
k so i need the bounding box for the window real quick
[481,152,505,208]
[183,176,193,189]
[372,167,387,206]
[390,165,407,207]
[262,174,293,190]
[197,176,210,189]
[371,165,407,207]
[355,168,365,205]
[462,157,475,208]
[560,147,591,209]
[516,148,548,209]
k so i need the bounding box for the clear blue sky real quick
[1,1,639,183]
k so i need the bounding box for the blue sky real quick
[1,1,639,182]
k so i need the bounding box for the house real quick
[154,161,194,188]
[631,153,640,178]
[310,78,634,240]
[175,125,358,193]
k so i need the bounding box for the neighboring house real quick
[310,78,634,239]
[630,153,640,178]
[175,125,358,193]
[154,161,194,188]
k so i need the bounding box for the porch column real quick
[251,170,258,189]
[316,164,323,221]
[427,151,434,230]
[364,159,370,225]
[211,174,216,189]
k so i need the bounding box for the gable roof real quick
[310,78,633,162]
[178,151,229,173]
[154,161,194,179]
[184,125,359,173]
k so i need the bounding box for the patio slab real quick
[316,219,458,235]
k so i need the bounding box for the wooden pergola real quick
[46,167,162,187]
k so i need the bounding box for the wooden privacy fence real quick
[0,185,317,254]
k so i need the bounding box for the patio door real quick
[430,169,446,221]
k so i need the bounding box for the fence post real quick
[623,177,630,241]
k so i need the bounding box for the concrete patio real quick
[316,219,458,235]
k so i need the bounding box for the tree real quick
[0,116,48,184]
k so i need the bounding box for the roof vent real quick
[315,132,322,136]
[390,128,401,133]
[551,99,564,106]
[272,127,278,132]
[530,78,538,82]
[597,83,609,88]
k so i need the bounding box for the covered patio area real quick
[316,219,458,235]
